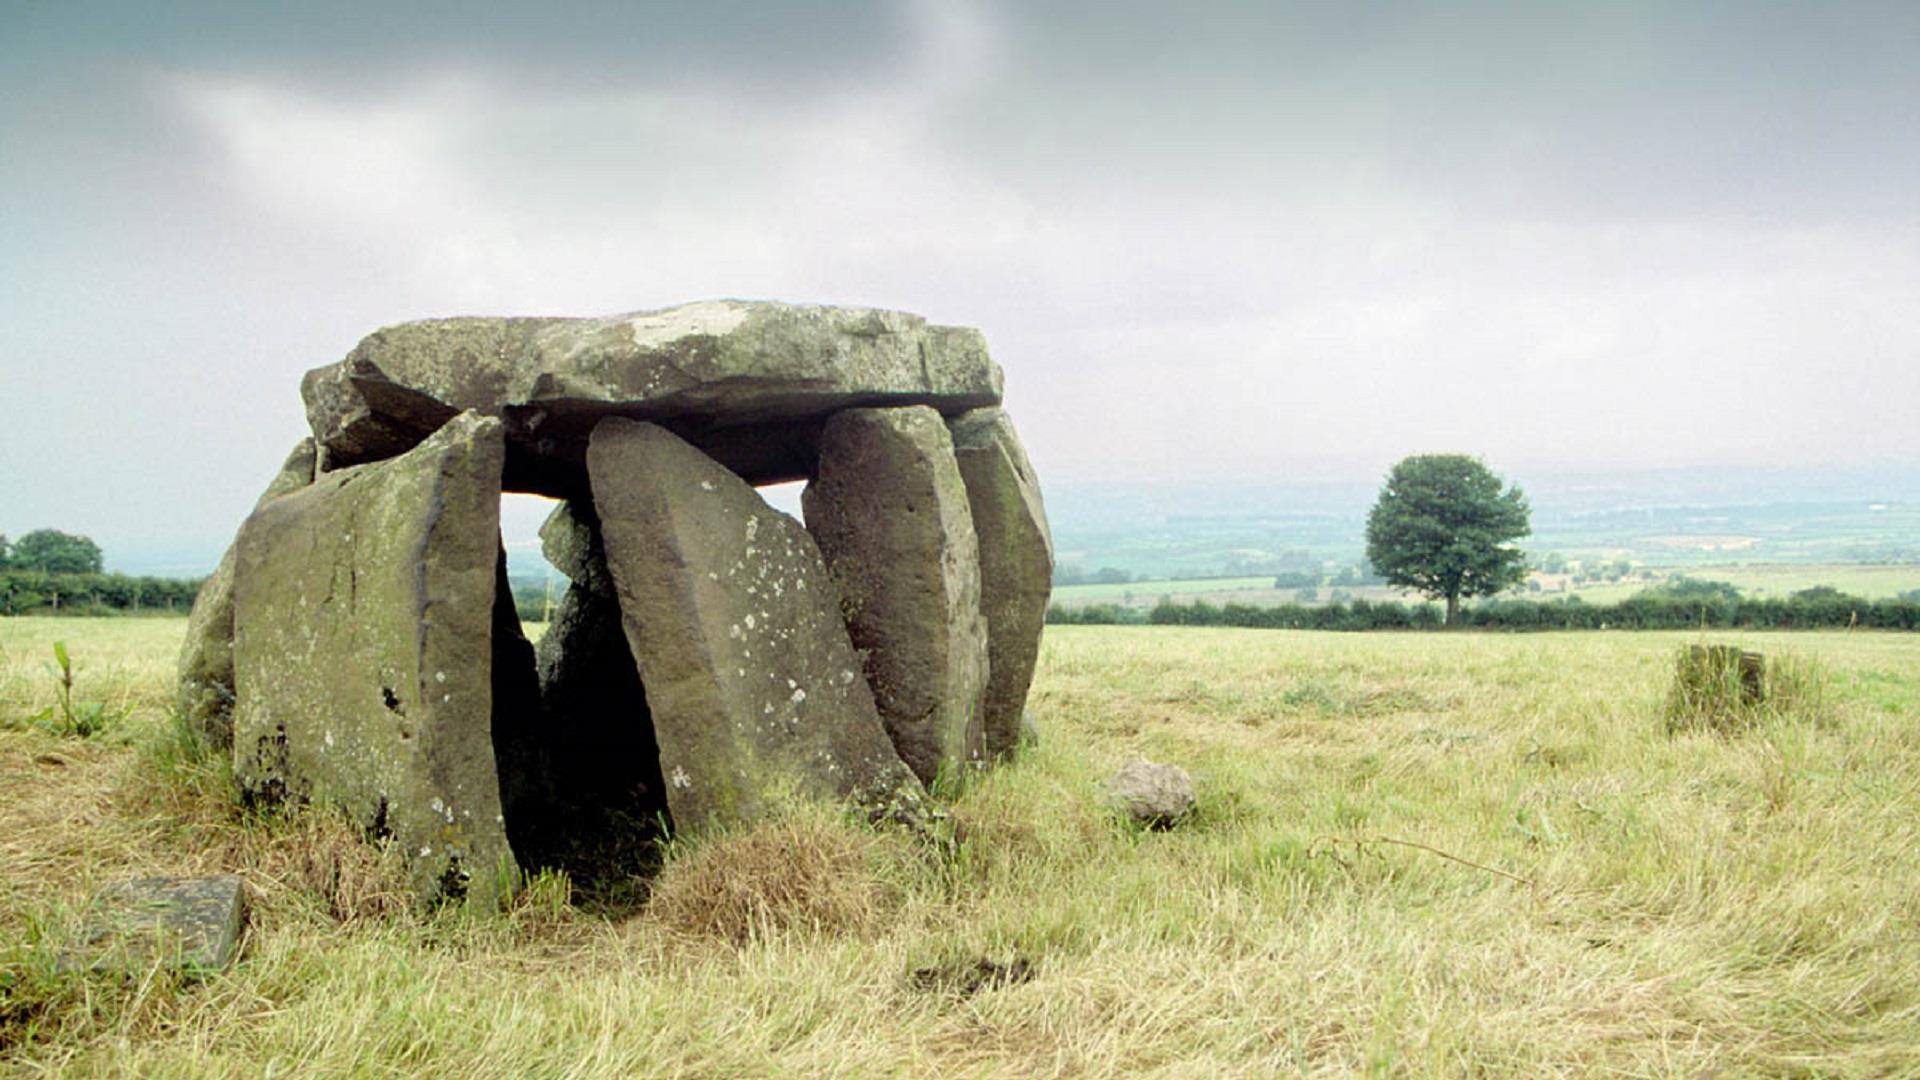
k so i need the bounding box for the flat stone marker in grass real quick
[61,876,246,975]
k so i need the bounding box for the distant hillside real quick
[95,464,1920,583]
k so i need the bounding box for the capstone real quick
[303,300,1003,493]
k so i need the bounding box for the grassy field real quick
[1051,575,1280,603]
[3,616,1919,1076]
[1053,562,1920,610]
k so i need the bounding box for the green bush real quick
[0,570,203,616]
[1047,592,1920,632]
[1665,644,1829,735]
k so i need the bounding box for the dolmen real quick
[177,301,1053,905]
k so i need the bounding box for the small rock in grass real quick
[1107,758,1196,828]
[909,955,1035,996]
[60,875,247,975]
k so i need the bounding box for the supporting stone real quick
[539,498,615,596]
[804,406,989,785]
[176,438,318,751]
[302,300,1003,490]
[231,413,517,906]
[524,546,668,884]
[489,551,547,875]
[587,418,922,834]
[948,408,1055,759]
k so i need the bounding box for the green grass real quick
[4,616,1920,1075]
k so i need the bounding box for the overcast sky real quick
[4,1,1918,572]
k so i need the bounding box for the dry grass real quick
[1665,643,1831,735]
[643,811,904,946]
[3,616,1920,1076]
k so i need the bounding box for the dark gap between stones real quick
[490,501,671,908]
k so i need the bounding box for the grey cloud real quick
[3,0,1918,573]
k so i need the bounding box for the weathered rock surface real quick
[1107,758,1196,828]
[587,418,922,833]
[231,413,518,906]
[176,438,318,750]
[949,408,1054,759]
[303,300,1004,491]
[526,560,668,880]
[489,552,547,873]
[61,875,247,975]
[804,406,988,785]
[539,499,615,595]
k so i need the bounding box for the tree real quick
[1364,455,1530,625]
[1650,576,1742,603]
[9,529,104,575]
[0,533,9,568]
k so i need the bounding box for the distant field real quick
[1053,562,1920,610]
[1542,562,1920,605]
[4,616,1919,1074]
[1052,575,1279,603]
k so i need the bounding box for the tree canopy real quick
[1364,455,1530,624]
[7,529,104,574]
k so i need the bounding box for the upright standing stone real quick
[804,406,989,785]
[948,408,1055,759]
[525,532,668,881]
[489,551,547,872]
[587,418,921,833]
[176,438,318,751]
[231,413,517,906]
[539,499,616,596]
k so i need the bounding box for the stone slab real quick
[60,875,246,975]
[587,418,922,833]
[803,406,988,785]
[303,300,1003,491]
[231,412,517,906]
[539,499,615,595]
[175,438,318,751]
[948,408,1054,759]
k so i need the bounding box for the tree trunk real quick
[1445,593,1459,626]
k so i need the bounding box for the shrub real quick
[645,811,899,945]
[1665,645,1830,735]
